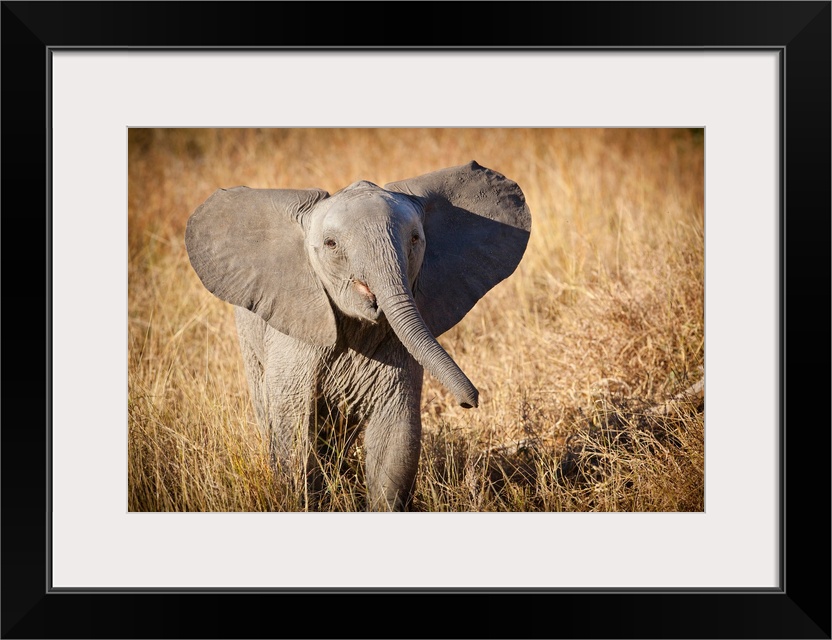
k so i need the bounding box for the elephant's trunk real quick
[371,278,479,409]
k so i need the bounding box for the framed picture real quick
[4,2,828,638]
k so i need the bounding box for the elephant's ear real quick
[385,161,531,337]
[185,186,337,346]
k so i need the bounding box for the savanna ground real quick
[128,128,704,512]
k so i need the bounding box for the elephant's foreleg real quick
[363,376,423,511]
[238,334,269,444]
[267,388,315,480]
[261,339,321,509]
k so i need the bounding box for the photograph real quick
[128,127,704,513]
[3,0,828,636]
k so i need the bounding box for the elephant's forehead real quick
[344,179,380,191]
[327,185,417,221]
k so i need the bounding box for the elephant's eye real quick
[324,238,337,249]
[411,233,420,246]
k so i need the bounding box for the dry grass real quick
[128,128,704,512]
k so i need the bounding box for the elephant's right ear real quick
[185,186,337,346]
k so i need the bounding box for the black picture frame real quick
[2,2,829,638]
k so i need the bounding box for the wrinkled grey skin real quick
[186,161,531,510]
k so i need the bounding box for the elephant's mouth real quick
[352,279,379,317]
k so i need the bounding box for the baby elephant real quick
[186,161,531,510]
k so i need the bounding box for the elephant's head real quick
[185,161,531,409]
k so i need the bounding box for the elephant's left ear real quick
[385,161,531,337]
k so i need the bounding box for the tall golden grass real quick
[128,128,704,512]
